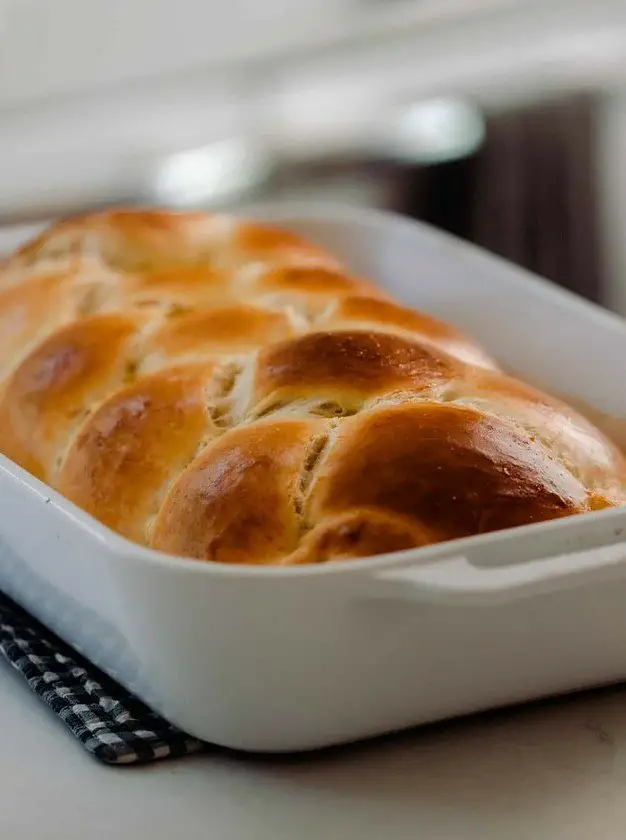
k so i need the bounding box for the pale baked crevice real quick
[165,302,194,318]
[207,403,232,429]
[206,359,246,431]
[294,425,338,528]
[308,401,357,418]
[252,400,287,420]
[122,358,140,384]
[76,282,108,317]
[251,397,359,423]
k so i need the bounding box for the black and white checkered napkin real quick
[0,590,204,764]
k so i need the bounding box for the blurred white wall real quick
[0,0,509,106]
[0,0,335,104]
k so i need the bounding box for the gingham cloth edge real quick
[0,591,204,764]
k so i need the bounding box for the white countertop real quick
[2,656,626,840]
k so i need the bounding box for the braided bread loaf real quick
[1,209,624,565]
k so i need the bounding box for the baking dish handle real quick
[359,544,626,606]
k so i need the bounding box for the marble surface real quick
[2,656,626,840]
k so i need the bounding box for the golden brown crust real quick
[252,331,462,416]
[119,266,233,310]
[0,312,143,482]
[0,266,115,377]
[142,305,296,370]
[0,207,624,566]
[57,363,217,543]
[448,368,626,502]
[319,296,499,369]
[151,419,322,564]
[0,272,74,378]
[284,509,436,565]
[249,265,390,319]
[6,209,336,277]
[307,403,588,545]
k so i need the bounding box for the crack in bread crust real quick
[1,208,625,565]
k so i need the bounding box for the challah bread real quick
[0,208,624,565]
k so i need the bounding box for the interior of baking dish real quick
[1,202,625,578]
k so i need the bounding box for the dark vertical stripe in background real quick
[393,95,603,304]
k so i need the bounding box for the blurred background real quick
[1,0,626,313]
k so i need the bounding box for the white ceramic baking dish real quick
[2,203,626,753]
